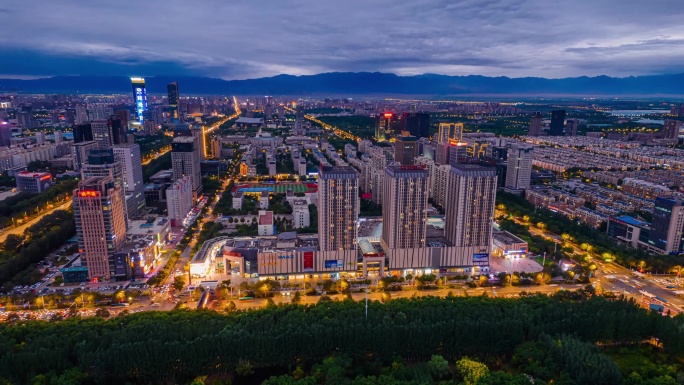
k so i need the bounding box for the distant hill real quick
[2,72,684,95]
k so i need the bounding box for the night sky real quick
[1,0,682,79]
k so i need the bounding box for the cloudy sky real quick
[1,0,683,79]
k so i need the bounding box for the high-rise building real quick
[82,148,128,223]
[73,175,127,280]
[88,107,114,121]
[394,136,419,165]
[549,110,566,136]
[528,112,542,136]
[73,123,94,143]
[72,141,97,172]
[318,166,359,251]
[191,126,206,161]
[565,118,580,136]
[167,82,180,122]
[131,77,148,122]
[54,130,63,144]
[402,112,430,138]
[108,116,127,145]
[662,119,682,139]
[0,124,11,147]
[75,105,89,124]
[381,165,428,249]
[505,143,534,192]
[64,108,76,126]
[437,123,463,143]
[91,120,112,149]
[648,198,684,254]
[113,144,145,217]
[171,136,202,201]
[166,176,193,227]
[34,131,45,145]
[444,164,497,248]
[375,112,396,141]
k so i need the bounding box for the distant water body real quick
[610,109,668,116]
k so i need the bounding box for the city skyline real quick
[1,1,683,80]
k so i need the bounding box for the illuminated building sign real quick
[448,139,468,146]
[383,112,393,118]
[472,253,489,266]
[78,190,100,198]
[324,260,343,269]
[303,251,314,272]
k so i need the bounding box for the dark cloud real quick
[0,0,682,79]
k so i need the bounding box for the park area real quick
[233,182,317,194]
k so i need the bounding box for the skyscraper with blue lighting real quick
[131,77,148,122]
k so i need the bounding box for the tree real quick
[236,359,254,377]
[173,276,185,292]
[455,357,490,385]
[426,355,450,380]
[536,222,547,232]
[523,215,531,224]
[380,292,391,303]
[225,301,237,313]
[95,308,110,318]
[291,291,302,304]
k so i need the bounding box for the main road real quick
[0,199,72,243]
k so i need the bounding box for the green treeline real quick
[0,178,77,228]
[496,191,684,272]
[142,152,172,183]
[0,294,682,384]
[0,209,75,288]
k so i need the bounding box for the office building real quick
[663,119,682,139]
[73,123,93,143]
[191,126,206,161]
[437,123,463,143]
[549,110,566,136]
[648,198,684,254]
[505,143,534,192]
[73,141,97,172]
[402,112,429,138]
[91,120,113,149]
[131,77,148,122]
[0,124,12,147]
[167,82,180,122]
[318,166,359,251]
[15,171,52,193]
[375,112,396,141]
[113,144,146,217]
[394,136,419,165]
[171,136,202,201]
[81,148,128,223]
[108,116,127,145]
[381,165,428,249]
[444,164,497,248]
[73,176,127,280]
[529,112,543,136]
[166,176,193,227]
[565,118,580,136]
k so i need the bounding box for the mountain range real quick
[1,72,684,96]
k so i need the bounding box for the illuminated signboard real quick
[78,190,100,198]
[448,139,468,146]
[324,260,343,269]
[472,253,489,266]
[383,112,393,118]
[303,251,314,272]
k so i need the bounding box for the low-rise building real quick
[15,171,52,193]
[491,231,528,259]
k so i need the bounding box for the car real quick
[151,303,160,307]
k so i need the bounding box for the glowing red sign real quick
[383,112,393,118]
[78,190,100,198]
